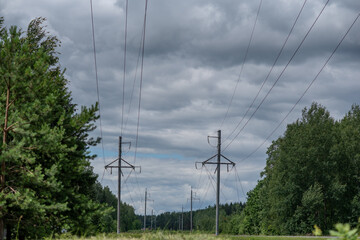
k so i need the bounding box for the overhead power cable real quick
[121,0,129,136]
[234,166,246,199]
[134,0,149,163]
[240,11,360,163]
[223,0,330,151]
[198,175,212,209]
[126,0,149,207]
[224,0,307,143]
[123,30,143,133]
[220,0,263,129]
[122,33,145,204]
[89,0,106,166]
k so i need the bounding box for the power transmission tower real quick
[195,130,235,236]
[181,205,184,231]
[105,136,140,234]
[154,213,157,230]
[144,188,147,230]
[151,209,153,230]
[151,209,156,230]
[144,188,153,231]
[188,186,199,232]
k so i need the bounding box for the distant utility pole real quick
[150,209,156,230]
[105,136,140,234]
[151,209,153,230]
[188,186,199,232]
[195,130,235,236]
[144,188,153,231]
[181,205,184,231]
[144,188,147,231]
[154,213,157,230]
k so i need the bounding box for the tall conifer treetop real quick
[0,17,111,239]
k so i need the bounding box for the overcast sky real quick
[1,0,360,216]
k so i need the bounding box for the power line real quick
[124,179,136,206]
[224,0,308,144]
[100,168,106,183]
[204,165,217,194]
[121,0,129,136]
[198,177,212,209]
[239,11,360,163]
[126,169,144,206]
[223,0,330,151]
[89,0,106,166]
[134,0,149,164]
[234,166,246,199]
[89,0,146,218]
[128,0,149,208]
[123,35,142,133]
[233,168,241,203]
[220,0,263,129]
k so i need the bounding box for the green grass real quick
[50,231,331,240]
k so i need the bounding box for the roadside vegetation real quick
[44,229,354,240]
[47,231,326,240]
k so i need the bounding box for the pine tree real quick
[0,17,108,239]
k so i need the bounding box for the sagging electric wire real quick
[204,165,217,194]
[198,177,212,209]
[134,0,148,164]
[223,0,330,152]
[234,166,246,199]
[121,0,129,136]
[220,0,263,129]
[239,11,360,163]
[89,0,106,167]
[124,179,136,207]
[223,0,308,144]
[123,35,143,133]
[204,165,228,201]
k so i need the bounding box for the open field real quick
[52,232,332,240]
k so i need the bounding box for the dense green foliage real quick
[236,103,360,235]
[0,17,139,238]
[91,182,141,232]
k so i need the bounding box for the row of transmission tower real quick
[105,129,236,235]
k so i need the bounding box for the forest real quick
[1,17,359,239]
[140,202,245,232]
[235,103,360,235]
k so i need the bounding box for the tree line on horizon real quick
[138,202,245,232]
